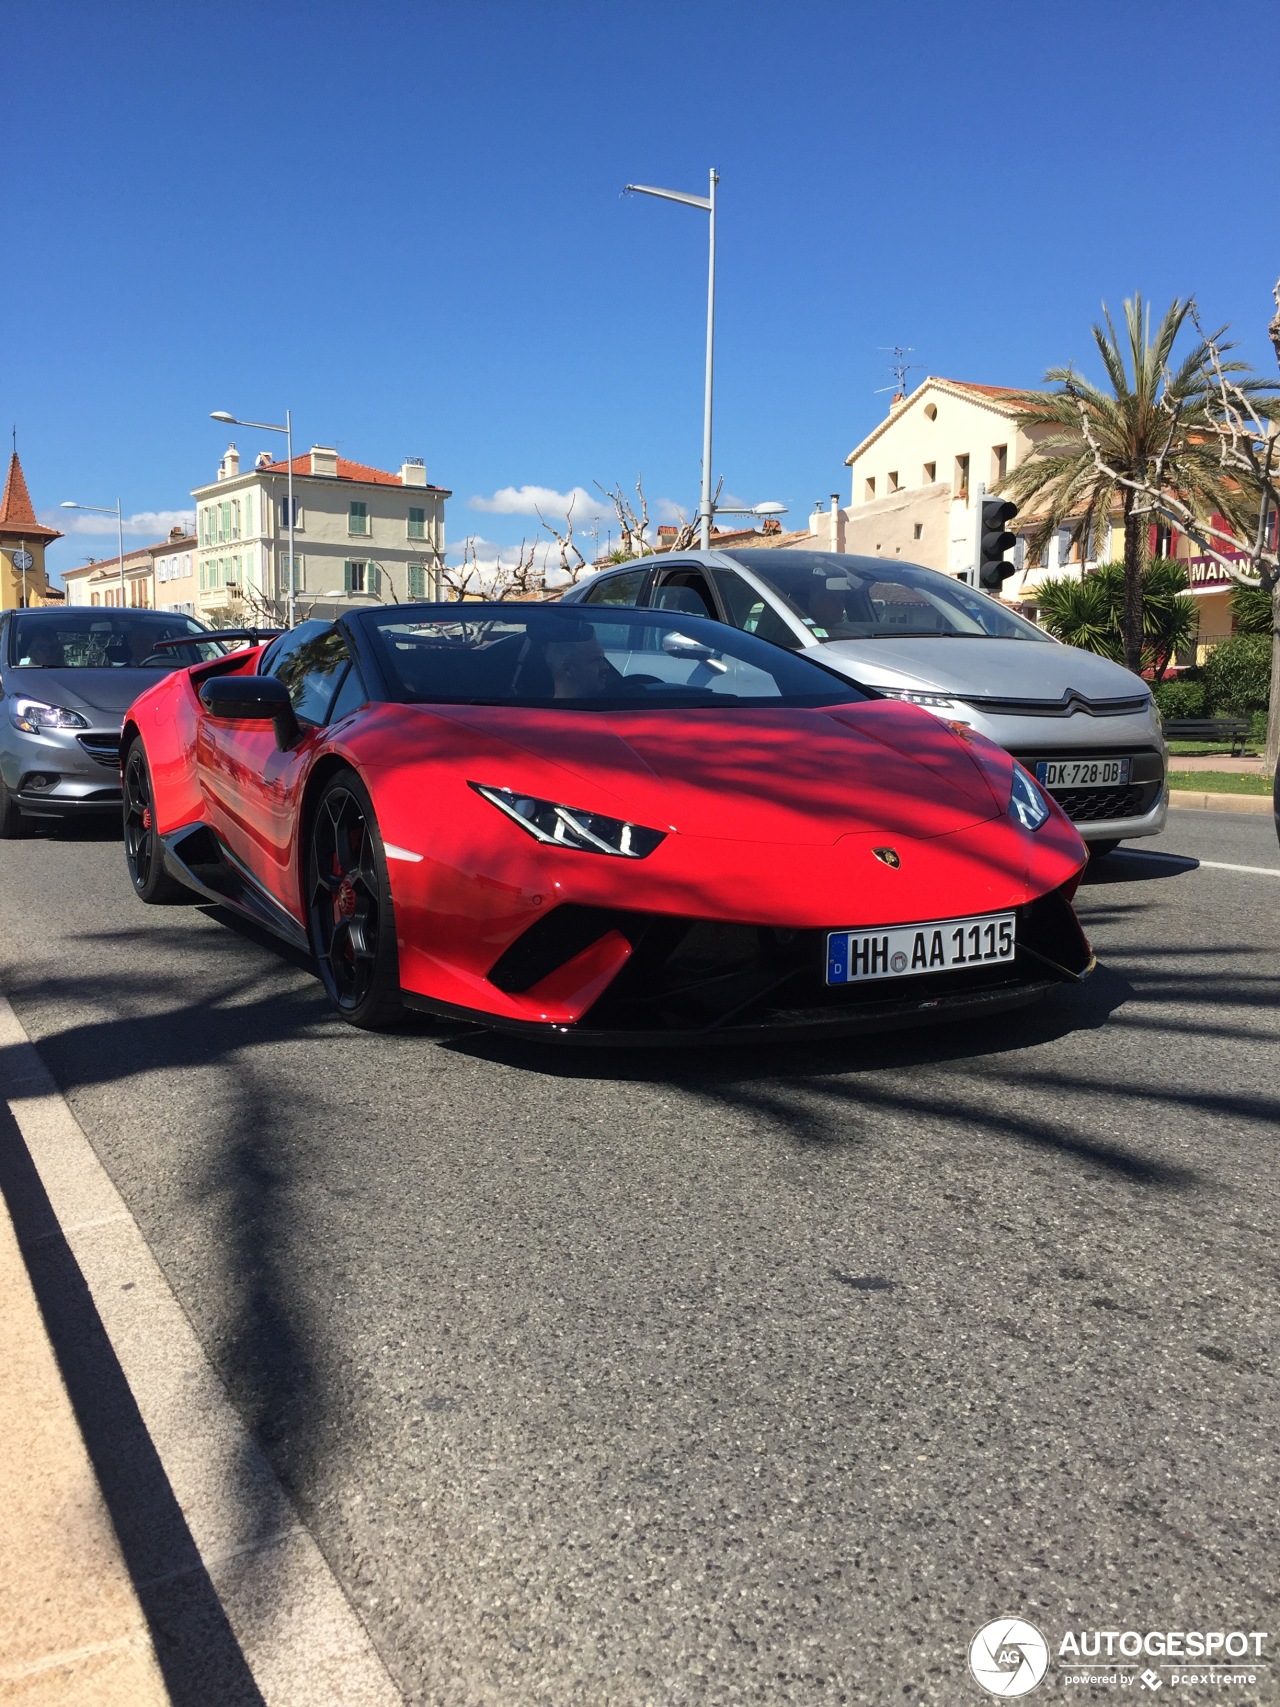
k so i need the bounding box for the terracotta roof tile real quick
[0,452,63,541]
[258,454,448,492]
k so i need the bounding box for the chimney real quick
[169,525,185,542]
[889,392,907,413]
[310,445,338,478]
[400,458,427,487]
[828,493,845,554]
[218,442,240,481]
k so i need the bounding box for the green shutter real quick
[368,562,381,596]
[343,561,353,593]
[409,563,424,598]
[408,506,425,539]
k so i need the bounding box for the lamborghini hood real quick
[388,699,1011,845]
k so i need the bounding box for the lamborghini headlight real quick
[470,783,666,858]
[9,697,89,734]
[1009,765,1050,831]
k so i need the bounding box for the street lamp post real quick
[60,499,125,606]
[624,168,719,550]
[210,409,295,628]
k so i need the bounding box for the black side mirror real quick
[199,674,300,749]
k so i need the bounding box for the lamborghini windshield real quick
[9,610,224,668]
[727,550,1050,642]
[360,605,869,710]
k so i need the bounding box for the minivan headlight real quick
[9,697,89,734]
[470,783,666,858]
[879,689,958,709]
[1009,765,1050,831]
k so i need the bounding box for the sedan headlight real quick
[1009,765,1050,831]
[9,697,90,734]
[470,783,665,859]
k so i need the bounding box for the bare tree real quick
[594,476,653,559]
[533,500,591,590]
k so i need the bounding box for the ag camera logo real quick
[969,1618,1050,1697]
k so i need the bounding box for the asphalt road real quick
[1,807,1277,1706]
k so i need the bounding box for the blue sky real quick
[6,0,1279,582]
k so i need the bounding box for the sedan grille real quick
[77,734,122,769]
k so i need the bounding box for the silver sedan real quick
[0,608,224,837]
[562,548,1167,852]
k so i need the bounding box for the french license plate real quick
[826,913,1016,986]
[1036,756,1131,789]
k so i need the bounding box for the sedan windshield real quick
[9,611,223,669]
[727,550,1051,643]
[360,605,869,710]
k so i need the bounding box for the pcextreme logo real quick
[969,1620,1270,1696]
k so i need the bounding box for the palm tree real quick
[1035,559,1197,679]
[1001,295,1263,674]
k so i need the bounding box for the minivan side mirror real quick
[198,674,300,749]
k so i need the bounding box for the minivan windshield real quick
[9,610,223,669]
[727,551,1051,643]
[359,604,869,711]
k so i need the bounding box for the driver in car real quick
[544,630,613,698]
[19,633,65,668]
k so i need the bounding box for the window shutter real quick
[409,563,424,598]
[343,561,353,593]
[368,562,381,596]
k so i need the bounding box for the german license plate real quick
[1035,756,1131,789]
[826,913,1016,986]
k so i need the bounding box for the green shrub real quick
[1250,709,1269,745]
[1230,585,1273,636]
[1201,633,1272,716]
[1153,678,1206,718]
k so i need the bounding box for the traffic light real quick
[977,496,1019,590]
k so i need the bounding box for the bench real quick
[1162,716,1252,755]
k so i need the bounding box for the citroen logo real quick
[872,847,901,869]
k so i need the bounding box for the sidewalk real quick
[0,1191,169,1705]
[1168,751,1270,774]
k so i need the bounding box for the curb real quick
[1168,789,1274,816]
[0,994,404,1707]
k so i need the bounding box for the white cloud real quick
[655,497,688,524]
[46,508,195,539]
[467,484,610,522]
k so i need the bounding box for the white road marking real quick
[0,995,403,1707]
[382,843,423,862]
[1198,858,1280,877]
[1117,849,1280,878]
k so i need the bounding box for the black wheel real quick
[1088,839,1121,859]
[0,777,29,839]
[123,739,187,902]
[306,770,403,1029]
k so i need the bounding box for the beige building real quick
[62,528,196,610]
[798,375,1259,657]
[806,377,1076,597]
[192,445,451,624]
[153,531,199,614]
[0,451,63,608]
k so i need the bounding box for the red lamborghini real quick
[121,604,1093,1042]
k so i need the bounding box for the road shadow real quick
[1081,848,1200,886]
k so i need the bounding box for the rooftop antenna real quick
[874,345,923,397]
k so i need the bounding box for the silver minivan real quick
[561,548,1167,852]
